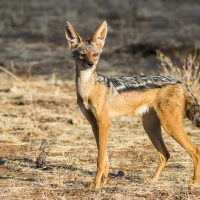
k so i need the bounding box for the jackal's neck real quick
[75,65,97,101]
[76,66,97,82]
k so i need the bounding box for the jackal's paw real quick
[100,176,108,187]
[86,182,98,190]
[187,180,199,191]
[144,178,157,184]
[86,177,108,190]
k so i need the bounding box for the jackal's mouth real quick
[81,60,94,69]
[82,64,94,69]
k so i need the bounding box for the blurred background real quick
[1,0,200,79]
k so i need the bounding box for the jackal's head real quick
[65,21,107,70]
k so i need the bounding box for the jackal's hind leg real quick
[159,112,200,189]
[142,108,170,183]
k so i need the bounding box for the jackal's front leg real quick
[88,112,110,189]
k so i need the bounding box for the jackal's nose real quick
[88,62,94,67]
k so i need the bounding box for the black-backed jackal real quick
[65,21,200,189]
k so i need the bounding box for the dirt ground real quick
[0,1,200,199]
[0,71,200,200]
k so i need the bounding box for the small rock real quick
[118,170,125,177]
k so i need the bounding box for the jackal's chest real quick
[77,90,95,115]
[76,79,93,110]
[76,70,95,108]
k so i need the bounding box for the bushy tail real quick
[185,89,200,127]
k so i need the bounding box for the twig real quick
[0,66,21,82]
[26,80,38,128]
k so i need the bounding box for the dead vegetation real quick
[0,51,200,199]
[158,50,200,99]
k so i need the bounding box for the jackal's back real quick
[98,74,181,93]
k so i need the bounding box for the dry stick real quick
[29,91,38,128]
[0,66,21,82]
[27,81,38,128]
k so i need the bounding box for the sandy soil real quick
[0,70,200,199]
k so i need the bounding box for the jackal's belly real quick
[108,91,155,117]
[109,103,149,117]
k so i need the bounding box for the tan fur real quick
[65,21,200,189]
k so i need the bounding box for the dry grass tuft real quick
[0,54,200,199]
[157,50,200,99]
[36,139,55,168]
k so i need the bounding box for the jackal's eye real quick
[93,53,99,57]
[79,52,85,57]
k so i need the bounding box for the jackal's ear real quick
[65,21,82,49]
[91,21,107,49]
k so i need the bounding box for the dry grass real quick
[0,59,200,199]
[157,50,200,100]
